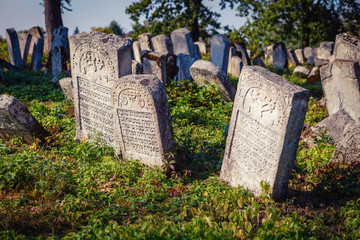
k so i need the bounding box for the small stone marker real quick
[0,94,49,143]
[69,31,132,151]
[333,33,360,61]
[294,66,310,78]
[6,28,23,68]
[210,34,230,73]
[287,48,299,66]
[221,66,309,200]
[175,54,196,81]
[320,60,360,123]
[228,56,243,77]
[171,28,196,57]
[190,59,236,102]
[307,66,320,84]
[28,26,44,55]
[233,42,251,66]
[273,43,288,70]
[30,37,44,70]
[59,77,73,101]
[152,34,173,54]
[132,41,141,62]
[51,26,68,76]
[304,47,315,60]
[142,51,167,85]
[317,47,332,60]
[294,49,305,64]
[194,41,207,56]
[111,74,175,167]
[139,33,153,51]
[265,45,274,64]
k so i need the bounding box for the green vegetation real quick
[0,67,359,239]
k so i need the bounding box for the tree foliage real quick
[125,0,235,41]
[91,21,125,36]
[234,0,360,53]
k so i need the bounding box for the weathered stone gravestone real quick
[132,41,141,62]
[265,44,274,65]
[233,42,251,66]
[221,66,309,200]
[51,26,68,76]
[30,37,44,70]
[171,28,196,58]
[333,33,360,61]
[320,41,334,50]
[59,77,73,101]
[210,34,230,73]
[6,28,23,68]
[307,66,320,84]
[132,60,143,74]
[152,34,173,55]
[304,47,315,60]
[273,43,288,70]
[294,66,310,78]
[139,33,153,51]
[69,31,132,151]
[28,26,44,54]
[287,48,299,66]
[0,94,49,143]
[252,58,265,67]
[294,49,305,64]
[18,33,32,66]
[111,74,175,167]
[194,41,207,56]
[320,60,360,123]
[190,60,236,102]
[142,51,167,85]
[175,54,196,81]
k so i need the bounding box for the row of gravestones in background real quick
[1,30,360,201]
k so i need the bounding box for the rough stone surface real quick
[333,33,360,61]
[0,94,49,143]
[252,58,265,67]
[314,58,329,67]
[111,74,175,167]
[317,47,332,60]
[194,41,207,56]
[287,48,299,66]
[294,49,305,64]
[304,47,315,60]
[142,51,167,85]
[69,31,132,152]
[307,56,315,65]
[320,41,334,50]
[294,66,310,78]
[152,34,173,54]
[139,33,153,51]
[59,77,73,101]
[51,26,68,76]
[30,38,44,70]
[273,43,288,70]
[228,56,243,78]
[265,45,274,64]
[320,60,360,123]
[233,42,251,66]
[175,54,196,81]
[132,60,143,74]
[6,28,23,68]
[18,33,32,66]
[220,66,309,201]
[307,66,320,84]
[132,41,141,62]
[210,34,230,73]
[190,60,236,102]
[171,28,196,57]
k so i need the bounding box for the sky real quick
[0,0,246,37]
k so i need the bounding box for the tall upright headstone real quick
[265,44,274,65]
[152,34,173,55]
[51,26,68,76]
[31,38,44,70]
[5,28,23,68]
[210,34,230,73]
[139,33,153,51]
[175,54,196,81]
[111,74,175,166]
[69,31,132,151]
[142,51,167,85]
[233,42,251,66]
[221,66,309,200]
[132,41,141,62]
[170,28,196,57]
[273,43,288,70]
[294,49,305,64]
[333,33,360,61]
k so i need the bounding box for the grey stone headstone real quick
[287,48,299,66]
[333,33,360,61]
[317,47,332,60]
[30,37,44,71]
[6,28,23,68]
[252,58,265,67]
[132,60,143,74]
[194,44,201,60]
[265,44,274,64]
[51,26,68,76]
[139,33,153,51]
[59,77,73,101]
[142,51,167,85]
[194,41,207,56]
[111,74,175,167]
[273,42,288,70]
[69,31,132,152]
[294,66,310,78]
[304,47,315,60]
[171,28,196,57]
[0,94,49,143]
[18,33,32,66]
[294,49,305,64]
[320,60,360,123]
[28,26,44,55]
[221,66,309,201]
[190,59,236,102]
[233,42,251,66]
[247,49,252,59]
[175,54,196,81]
[228,56,244,77]
[152,34,173,55]
[132,41,141,62]
[209,34,230,73]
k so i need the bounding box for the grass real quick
[0,65,359,239]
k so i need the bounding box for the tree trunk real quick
[184,0,201,42]
[44,0,63,53]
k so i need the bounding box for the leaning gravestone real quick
[30,38,44,70]
[132,41,141,62]
[139,33,153,51]
[233,42,251,66]
[221,66,309,200]
[171,28,196,58]
[18,33,32,66]
[320,60,360,123]
[210,34,230,73]
[333,33,360,61]
[111,74,175,167]
[152,34,173,55]
[0,94,49,143]
[6,28,23,68]
[190,60,236,102]
[59,77,73,101]
[294,49,305,64]
[142,51,167,85]
[69,31,132,152]
[273,43,288,70]
[287,48,299,66]
[194,41,207,56]
[51,26,68,76]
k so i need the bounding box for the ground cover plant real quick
[0,65,359,239]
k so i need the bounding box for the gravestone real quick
[265,44,274,64]
[142,51,167,85]
[294,66,310,78]
[139,33,153,51]
[111,74,175,166]
[18,33,32,66]
[190,60,236,102]
[287,48,299,66]
[252,58,265,67]
[171,28,196,57]
[228,56,243,77]
[233,42,251,66]
[317,47,332,60]
[132,41,141,62]
[320,41,334,50]
[69,31,132,151]
[0,94,49,143]
[175,54,196,81]
[194,44,201,60]
[51,26,68,76]
[210,34,230,73]
[59,77,73,101]
[152,34,173,54]
[307,66,320,84]
[314,58,329,67]
[30,38,44,70]
[6,28,23,68]
[221,66,309,200]
[320,60,360,123]
[194,41,207,56]
[304,47,315,60]
[333,33,360,61]
[294,49,305,64]
[273,43,288,70]
[132,60,143,74]
[28,26,44,55]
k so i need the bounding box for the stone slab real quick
[233,42,251,66]
[294,66,310,78]
[30,37,44,70]
[287,48,299,66]
[152,34,173,55]
[265,45,274,64]
[139,33,153,51]
[6,28,23,68]
[273,43,288,70]
[69,31,132,152]
[132,41,141,62]
[194,41,207,56]
[175,54,196,81]
[210,34,230,73]
[59,77,73,101]
[307,66,320,84]
[111,74,175,166]
[51,26,68,76]
[171,28,196,57]
[294,49,305,64]
[132,60,143,74]
[142,51,167,85]
[220,66,309,200]
[252,58,265,67]
[333,33,360,61]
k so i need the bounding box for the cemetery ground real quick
[0,48,359,239]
